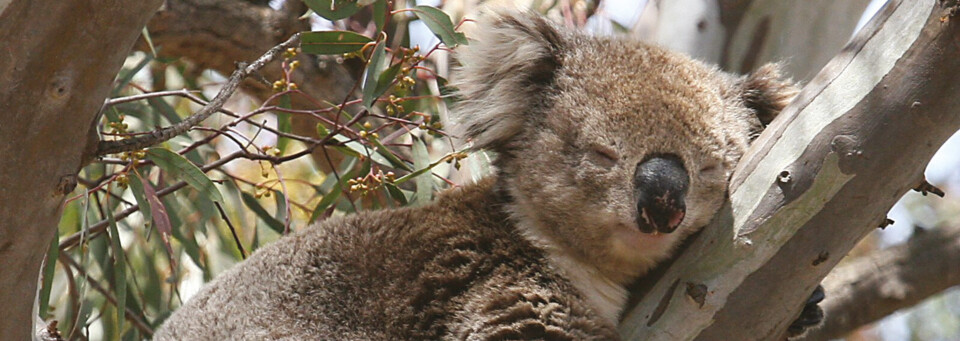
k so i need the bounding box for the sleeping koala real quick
[155,11,812,340]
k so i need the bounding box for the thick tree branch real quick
[0,0,164,339]
[96,33,301,156]
[619,0,960,339]
[142,0,356,104]
[801,224,960,340]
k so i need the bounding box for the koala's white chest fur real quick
[545,249,628,322]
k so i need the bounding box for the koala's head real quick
[455,12,797,281]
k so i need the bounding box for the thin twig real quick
[214,202,247,259]
[96,33,302,156]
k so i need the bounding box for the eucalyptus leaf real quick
[362,39,390,110]
[412,6,468,47]
[146,148,223,203]
[303,0,362,21]
[373,0,388,32]
[301,30,373,55]
[105,200,126,333]
[128,169,153,225]
[241,192,286,235]
[411,136,433,205]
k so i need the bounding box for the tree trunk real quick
[619,0,960,339]
[0,0,162,339]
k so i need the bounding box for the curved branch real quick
[801,224,960,340]
[96,33,301,156]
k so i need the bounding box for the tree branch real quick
[96,33,301,156]
[801,224,960,340]
[141,0,356,104]
[619,0,960,339]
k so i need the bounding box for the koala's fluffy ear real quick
[740,63,799,126]
[454,11,564,151]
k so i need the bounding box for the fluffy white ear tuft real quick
[454,10,565,152]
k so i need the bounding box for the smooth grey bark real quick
[619,0,960,339]
[0,0,163,339]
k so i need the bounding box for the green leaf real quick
[241,192,286,235]
[105,198,127,334]
[372,63,402,104]
[128,169,153,225]
[112,54,153,95]
[309,158,357,223]
[412,6,468,47]
[373,0,388,32]
[370,136,414,171]
[146,148,223,203]
[273,191,288,225]
[328,131,410,170]
[301,30,373,55]
[362,38,390,110]
[384,183,408,205]
[411,136,433,205]
[141,27,157,57]
[303,0,363,21]
[276,94,292,152]
[38,233,58,319]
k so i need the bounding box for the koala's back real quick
[154,178,616,340]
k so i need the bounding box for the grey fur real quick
[155,10,796,340]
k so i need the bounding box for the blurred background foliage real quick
[41,0,959,340]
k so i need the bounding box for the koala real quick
[155,11,806,340]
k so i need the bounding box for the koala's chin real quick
[155,10,806,341]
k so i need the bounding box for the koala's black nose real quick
[634,154,689,234]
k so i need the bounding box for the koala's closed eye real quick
[698,162,724,178]
[588,144,619,168]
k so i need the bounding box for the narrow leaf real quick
[146,148,224,203]
[128,169,153,225]
[140,175,176,266]
[373,0,388,32]
[362,38,389,110]
[38,233,58,319]
[112,54,153,95]
[276,94,292,152]
[240,192,285,234]
[309,158,358,223]
[370,137,413,171]
[329,132,407,170]
[301,30,372,55]
[411,136,433,205]
[384,183,408,205]
[105,197,127,334]
[303,0,362,21]
[372,63,402,104]
[412,6,468,47]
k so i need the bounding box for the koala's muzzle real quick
[634,155,689,234]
